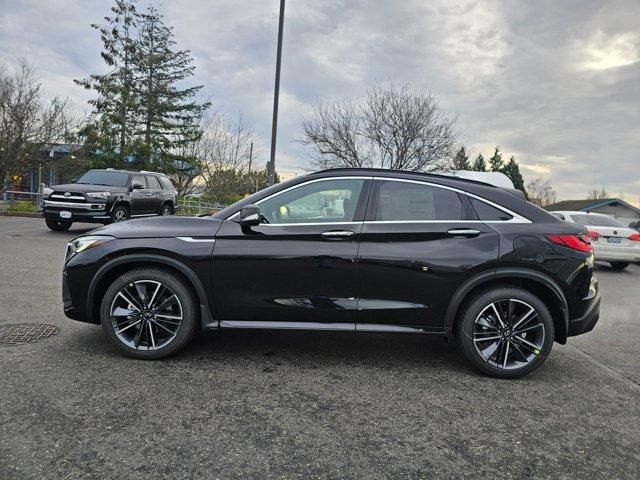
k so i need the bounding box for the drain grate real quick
[0,323,60,345]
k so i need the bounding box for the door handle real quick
[321,230,355,239]
[447,228,480,237]
[146,193,154,196]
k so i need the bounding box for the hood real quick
[90,216,223,239]
[51,183,127,193]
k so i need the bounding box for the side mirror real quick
[239,204,260,227]
[130,182,144,191]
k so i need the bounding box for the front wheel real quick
[456,287,555,378]
[110,205,129,223]
[100,268,199,359]
[610,261,629,270]
[45,218,72,231]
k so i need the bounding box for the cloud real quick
[0,0,639,204]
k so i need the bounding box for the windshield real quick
[570,213,625,227]
[76,171,130,187]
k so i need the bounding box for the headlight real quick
[42,187,53,198]
[69,235,115,254]
[87,191,111,200]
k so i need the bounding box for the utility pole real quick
[268,0,285,186]
[248,142,253,174]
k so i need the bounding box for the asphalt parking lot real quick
[1,216,639,480]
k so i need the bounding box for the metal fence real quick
[177,198,227,216]
[0,190,41,212]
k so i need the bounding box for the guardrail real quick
[177,198,227,216]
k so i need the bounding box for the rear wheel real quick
[160,203,173,216]
[45,218,72,231]
[457,287,554,378]
[100,268,199,359]
[610,261,629,270]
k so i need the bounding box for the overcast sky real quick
[1,0,639,203]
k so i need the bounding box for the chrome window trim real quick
[226,176,372,221]
[371,176,531,224]
[258,221,362,227]
[225,175,531,225]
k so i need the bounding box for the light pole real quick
[268,0,285,186]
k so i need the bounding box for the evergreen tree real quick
[502,155,525,193]
[134,5,210,167]
[471,153,487,172]
[75,0,140,165]
[452,146,470,170]
[488,146,504,172]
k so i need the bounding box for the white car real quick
[551,211,640,270]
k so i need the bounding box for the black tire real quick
[456,287,555,379]
[160,203,173,216]
[45,218,72,231]
[610,261,629,270]
[100,267,199,359]
[110,204,130,223]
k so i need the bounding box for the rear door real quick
[129,174,150,214]
[354,178,500,331]
[144,175,163,213]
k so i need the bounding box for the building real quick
[545,198,640,226]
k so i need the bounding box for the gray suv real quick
[40,169,178,231]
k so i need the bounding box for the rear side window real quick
[145,176,160,189]
[373,181,463,221]
[470,198,513,221]
[159,177,174,190]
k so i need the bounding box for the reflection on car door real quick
[354,178,500,331]
[212,177,371,326]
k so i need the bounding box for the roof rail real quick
[139,170,166,176]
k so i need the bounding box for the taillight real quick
[630,233,640,242]
[586,230,601,240]
[547,234,593,253]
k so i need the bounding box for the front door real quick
[211,177,371,326]
[355,178,500,331]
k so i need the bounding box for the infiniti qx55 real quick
[62,168,600,378]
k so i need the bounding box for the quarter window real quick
[373,181,463,221]
[258,179,365,224]
[470,198,513,221]
[159,177,174,190]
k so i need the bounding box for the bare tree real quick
[586,187,609,200]
[526,177,557,207]
[0,59,72,188]
[301,82,457,172]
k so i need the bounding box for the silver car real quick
[551,211,640,270]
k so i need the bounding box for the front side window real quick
[131,175,145,188]
[258,179,365,224]
[373,180,463,221]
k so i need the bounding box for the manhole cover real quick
[0,323,60,344]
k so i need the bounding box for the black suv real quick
[41,169,178,231]
[62,168,600,378]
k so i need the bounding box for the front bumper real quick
[41,199,111,223]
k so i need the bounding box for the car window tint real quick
[159,177,173,190]
[131,175,145,187]
[470,198,513,221]
[374,181,463,221]
[571,213,624,227]
[145,176,160,189]
[259,179,364,224]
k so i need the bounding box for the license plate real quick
[607,236,621,244]
[60,211,72,219]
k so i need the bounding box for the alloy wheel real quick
[162,206,172,216]
[472,299,545,370]
[109,280,184,350]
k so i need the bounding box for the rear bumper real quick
[593,244,640,262]
[567,287,600,337]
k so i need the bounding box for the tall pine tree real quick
[488,146,504,172]
[75,0,140,165]
[452,146,470,170]
[134,5,210,167]
[502,155,525,193]
[471,153,487,171]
